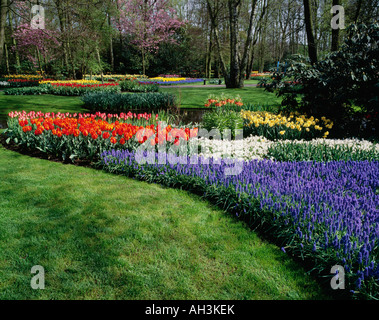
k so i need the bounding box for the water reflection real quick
[178,108,208,125]
[0,119,7,129]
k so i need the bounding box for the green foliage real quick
[272,23,379,139]
[225,103,279,113]
[268,141,379,162]
[81,92,177,112]
[147,26,203,77]
[208,78,223,85]
[119,79,159,92]
[3,84,120,96]
[47,84,120,96]
[202,109,243,139]
[3,86,50,95]
[0,80,41,88]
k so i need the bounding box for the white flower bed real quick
[197,135,273,160]
[298,137,379,152]
[195,135,378,161]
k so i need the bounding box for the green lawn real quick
[0,83,281,125]
[0,91,333,299]
[161,86,282,109]
[0,92,87,126]
[0,144,331,299]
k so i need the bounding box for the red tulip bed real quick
[5,110,199,163]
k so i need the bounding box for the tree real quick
[245,0,268,79]
[207,0,258,88]
[116,0,184,75]
[331,0,340,52]
[9,1,61,74]
[275,23,379,138]
[0,0,7,67]
[303,0,317,64]
[13,23,60,73]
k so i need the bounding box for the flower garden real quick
[0,0,378,306]
[1,73,378,301]
[0,74,207,96]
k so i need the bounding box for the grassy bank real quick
[0,143,330,300]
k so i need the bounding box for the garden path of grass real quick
[0,144,331,300]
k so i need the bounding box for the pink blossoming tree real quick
[11,0,60,73]
[13,23,60,72]
[116,0,184,75]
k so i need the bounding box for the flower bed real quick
[3,106,379,300]
[83,74,148,81]
[39,79,101,85]
[47,82,120,95]
[2,74,43,80]
[5,111,198,162]
[196,135,379,162]
[81,92,177,112]
[3,82,120,96]
[158,74,181,78]
[99,149,379,299]
[249,72,272,80]
[0,79,41,88]
[242,110,333,140]
[139,77,204,85]
[119,79,159,92]
[204,95,243,108]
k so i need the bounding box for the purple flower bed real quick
[138,78,204,85]
[100,149,379,299]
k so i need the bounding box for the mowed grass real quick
[160,85,282,109]
[0,92,87,126]
[0,144,331,300]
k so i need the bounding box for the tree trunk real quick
[8,0,20,69]
[0,0,7,66]
[246,0,267,79]
[4,42,9,74]
[108,13,114,72]
[55,1,70,74]
[227,0,241,88]
[141,47,146,75]
[206,0,228,81]
[206,24,213,78]
[36,48,44,74]
[331,0,340,51]
[303,0,318,64]
[96,46,104,83]
[66,8,76,78]
[354,0,363,23]
[246,41,257,79]
[238,0,257,85]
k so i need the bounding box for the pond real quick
[178,108,209,124]
[0,119,7,129]
[0,108,209,129]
